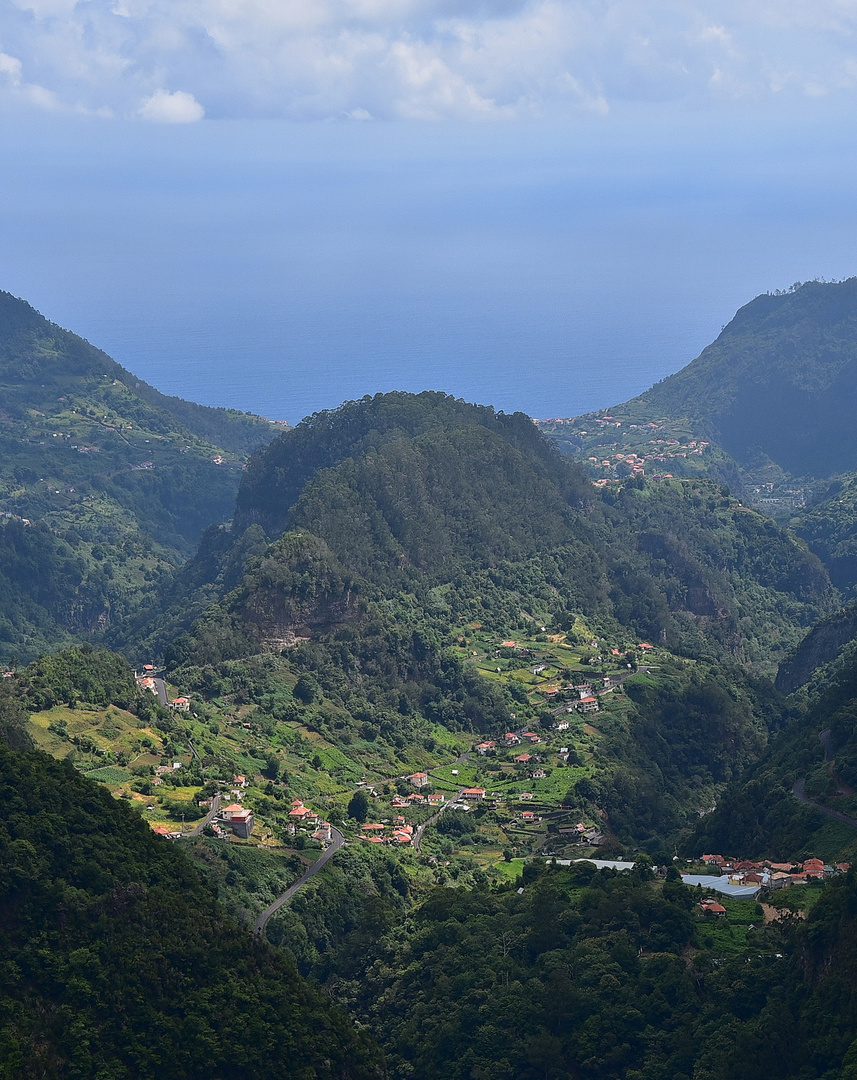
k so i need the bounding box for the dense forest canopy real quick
[0,740,383,1079]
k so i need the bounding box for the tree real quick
[348,789,370,822]
[293,674,320,705]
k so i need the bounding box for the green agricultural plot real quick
[84,765,133,784]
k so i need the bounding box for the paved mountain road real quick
[253,826,345,937]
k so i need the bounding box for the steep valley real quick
[6,285,857,1078]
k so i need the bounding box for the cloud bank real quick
[1,0,856,120]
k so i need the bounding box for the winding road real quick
[792,779,857,829]
[791,728,857,829]
[188,793,221,837]
[253,826,345,937]
[414,788,465,851]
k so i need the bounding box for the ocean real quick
[1,112,856,425]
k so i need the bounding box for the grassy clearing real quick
[492,857,526,881]
[694,897,762,953]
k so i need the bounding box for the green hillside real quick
[184,393,833,667]
[0,737,383,1079]
[540,280,857,524]
[0,290,279,657]
[616,278,857,478]
[789,471,857,595]
[690,640,857,863]
[70,393,834,858]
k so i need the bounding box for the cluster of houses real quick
[288,800,333,844]
[394,783,447,809]
[134,665,191,711]
[360,819,415,845]
[699,854,851,888]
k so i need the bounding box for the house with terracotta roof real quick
[501,733,521,746]
[700,900,726,916]
[221,806,254,838]
[408,772,429,788]
[520,732,541,744]
[531,768,547,779]
[474,741,497,755]
[461,787,486,801]
[521,810,536,822]
[427,794,445,806]
[232,811,255,839]
[361,823,386,833]
[168,696,190,711]
[514,753,532,765]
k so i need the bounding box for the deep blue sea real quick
[2,113,857,424]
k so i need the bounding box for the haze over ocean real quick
[2,108,857,425]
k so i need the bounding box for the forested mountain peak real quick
[234,390,582,541]
[623,277,857,476]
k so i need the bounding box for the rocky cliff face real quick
[231,532,361,647]
[776,603,857,694]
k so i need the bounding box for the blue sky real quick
[1,3,856,421]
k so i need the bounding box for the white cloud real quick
[0,50,63,109]
[2,0,857,120]
[139,87,205,120]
